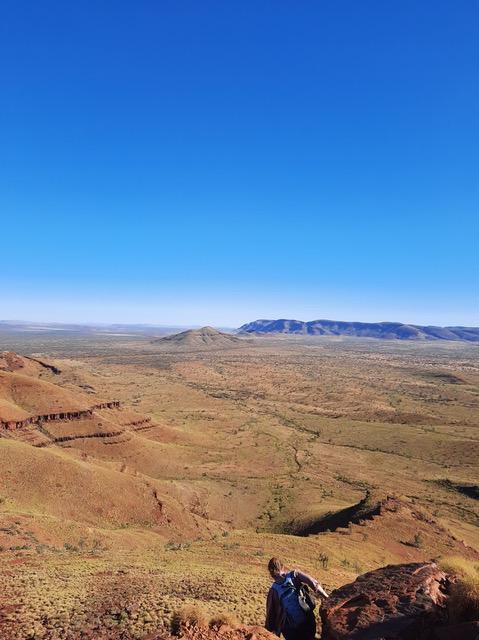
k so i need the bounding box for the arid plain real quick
[1,327,478,639]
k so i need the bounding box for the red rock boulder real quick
[321,562,449,639]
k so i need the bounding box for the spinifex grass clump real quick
[209,612,239,629]
[171,605,208,635]
[440,557,479,622]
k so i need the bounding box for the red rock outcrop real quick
[0,351,61,374]
[0,351,25,371]
[0,402,121,430]
[93,401,121,410]
[321,562,449,639]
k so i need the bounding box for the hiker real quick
[265,557,329,640]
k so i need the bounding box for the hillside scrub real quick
[440,557,479,622]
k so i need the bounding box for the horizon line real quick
[1,318,479,330]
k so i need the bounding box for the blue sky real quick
[1,1,478,327]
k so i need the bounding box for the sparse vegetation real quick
[171,605,209,634]
[412,532,424,548]
[209,612,239,629]
[440,557,479,622]
[0,334,478,638]
[319,552,329,570]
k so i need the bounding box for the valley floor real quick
[0,332,478,638]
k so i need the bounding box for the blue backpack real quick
[272,572,311,628]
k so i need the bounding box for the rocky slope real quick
[145,562,479,640]
[0,352,215,546]
[238,319,479,341]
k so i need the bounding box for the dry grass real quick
[440,557,479,622]
[171,605,208,634]
[0,334,478,638]
[209,613,239,629]
[0,369,92,419]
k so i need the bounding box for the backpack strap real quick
[272,572,295,594]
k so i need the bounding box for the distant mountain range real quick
[238,319,479,342]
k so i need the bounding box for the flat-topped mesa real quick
[238,318,479,341]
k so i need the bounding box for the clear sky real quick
[1,1,478,327]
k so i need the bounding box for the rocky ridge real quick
[239,319,479,341]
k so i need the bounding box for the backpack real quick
[272,572,316,629]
